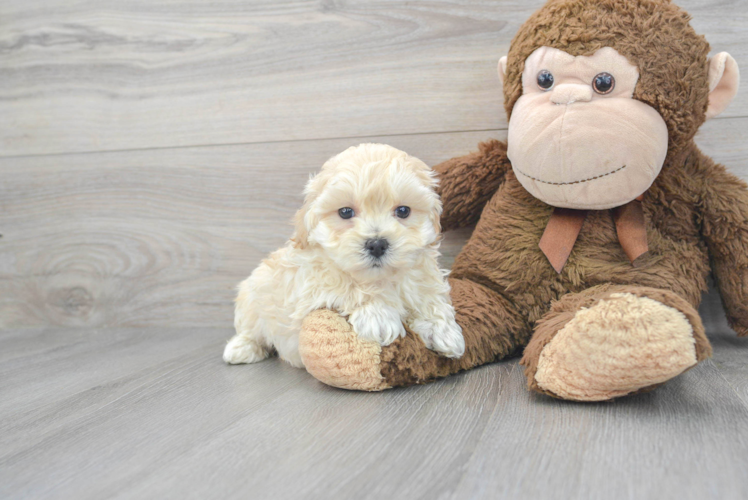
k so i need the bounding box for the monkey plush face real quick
[497,0,740,212]
[506,47,668,210]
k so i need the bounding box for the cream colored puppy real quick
[224,143,464,368]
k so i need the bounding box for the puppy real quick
[223,143,464,368]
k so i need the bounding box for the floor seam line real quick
[0,128,509,160]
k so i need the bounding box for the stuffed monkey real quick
[298,0,743,401]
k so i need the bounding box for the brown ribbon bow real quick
[538,197,648,273]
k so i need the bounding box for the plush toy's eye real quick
[537,70,554,90]
[338,207,355,219]
[395,206,411,219]
[592,72,615,94]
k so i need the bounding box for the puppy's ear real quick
[429,193,443,245]
[422,168,442,245]
[291,206,310,250]
[291,172,326,249]
[408,157,442,244]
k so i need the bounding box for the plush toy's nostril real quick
[365,238,389,258]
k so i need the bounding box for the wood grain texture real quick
[1,0,746,156]
[2,115,746,329]
[0,129,502,328]
[1,326,747,500]
[700,287,748,407]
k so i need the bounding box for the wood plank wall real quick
[1,0,746,328]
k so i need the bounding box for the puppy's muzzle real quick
[365,238,389,259]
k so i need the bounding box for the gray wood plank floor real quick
[1,119,745,329]
[2,0,748,498]
[1,0,746,156]
[1,298,748,500]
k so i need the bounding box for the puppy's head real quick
[292,143,441,281]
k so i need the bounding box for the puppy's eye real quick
[338,207,355,219]
[592,72,615,94]
[394,206,410,219]
[537,70,554,90]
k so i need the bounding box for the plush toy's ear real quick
[498,56,508,86]
[706,52,740,120]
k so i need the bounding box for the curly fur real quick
[224,143,464,367]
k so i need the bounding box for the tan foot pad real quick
[535,293,698,401]
[299,309,391,391]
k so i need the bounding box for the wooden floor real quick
[1,292,748,499]
[2,1,748,498]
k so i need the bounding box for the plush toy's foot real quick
[298,309,391,391]
[521,285,712,402]
[299,278,528,391]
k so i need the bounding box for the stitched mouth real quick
[515,165,627,186]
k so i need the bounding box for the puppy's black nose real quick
[365,238,389,258]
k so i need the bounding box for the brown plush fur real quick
[381,0,748,391]
[300,0,747,398]
[379,278,526,386]
[376,140,732,390]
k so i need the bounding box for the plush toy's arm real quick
[434,139,512,231]
[700,161,748,337]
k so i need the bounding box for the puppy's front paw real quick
[410,319,465,358]
[349,305,406,346]
[223,335,269,364]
